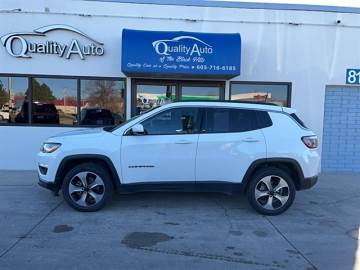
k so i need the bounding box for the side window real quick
[255,111,273,129]
[141,107,199,135]
[203,108,258,133]
[290,113,307,129]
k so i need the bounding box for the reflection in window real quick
[142,108,199,135]
[181,86,220,101]
[81,80,125,125]
[136,84,175,115]
[0,77,28,124]
[32,78,77,125]
[230,83,290,106]
[203,108,256,133]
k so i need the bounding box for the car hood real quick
[49,128,104,139]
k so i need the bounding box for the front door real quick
[121,107,201,184]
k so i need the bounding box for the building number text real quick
[346,69,360,84]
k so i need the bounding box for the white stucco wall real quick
[0,0,360,169]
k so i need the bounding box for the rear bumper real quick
[298,175,318,190]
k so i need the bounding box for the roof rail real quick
[174,100,280,106]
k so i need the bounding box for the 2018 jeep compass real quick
[37,101,319,215]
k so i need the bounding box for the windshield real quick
[103,115,138,132]
[103,106,161,132]
[103,106,159,132]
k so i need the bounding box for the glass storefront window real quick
[80,79,125,126]
[133,81,224,116]
[32,78,77,125]
[230,83,290,106]
[0,76,28,124]
[136,84,176,115]
[0,76,126,127]
[181,86,220,101]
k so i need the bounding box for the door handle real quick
[242,138,259,143]
[175,140,193,144]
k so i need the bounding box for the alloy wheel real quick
[68,171,105,207]
[254,175,290,211]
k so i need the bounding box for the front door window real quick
[141,107,200,135]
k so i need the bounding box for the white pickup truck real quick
[0,106,9,121]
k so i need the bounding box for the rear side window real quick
[290,113,307,128]
[255,111,273,129]
[202,108,257,133]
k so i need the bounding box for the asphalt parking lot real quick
[0,171,359,270]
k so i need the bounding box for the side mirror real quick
[131,123,145,135]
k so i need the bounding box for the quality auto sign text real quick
[1,24,104,60]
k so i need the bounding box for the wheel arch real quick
[242,158,305,192]
[54,154,121,192]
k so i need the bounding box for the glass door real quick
[180,82,224,101]
[132,79,225,116]
[134,82,176,115]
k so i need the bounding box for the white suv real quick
[37,101,320,215]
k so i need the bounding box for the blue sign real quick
[121,29,241,78]
[346,69,360,84]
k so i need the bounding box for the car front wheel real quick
[246,167,296,216]
[62,163,114,212]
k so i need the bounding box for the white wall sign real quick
[0,24,105,60]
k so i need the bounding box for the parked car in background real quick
[38,101,320,215]
[79,108,115,126]
[15,102,59,124]
[0,104,10,122]
[0,111,9,122]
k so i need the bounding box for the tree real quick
[0,81,9,107]
[32,79,56,102]
[84,80,124,113]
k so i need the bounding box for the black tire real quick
[62,163,114,212]
[246,167,296,216]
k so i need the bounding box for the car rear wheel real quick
[246,167,296,215]
[62,163,114,211]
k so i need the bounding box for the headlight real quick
[41,143,62,153]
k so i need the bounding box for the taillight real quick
[301,136,318,149]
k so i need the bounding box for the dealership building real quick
[0,0,359,172]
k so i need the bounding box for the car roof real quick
[33,102,56,107]
[165,101,288,112]
[83,108,111,111]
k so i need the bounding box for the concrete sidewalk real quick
[0,171,359,270]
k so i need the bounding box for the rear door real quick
[195,107,268,183]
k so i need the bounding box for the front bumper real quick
[298,175,318,190]
[38,176,60,193]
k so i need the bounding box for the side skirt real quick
[116,181,244,195]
